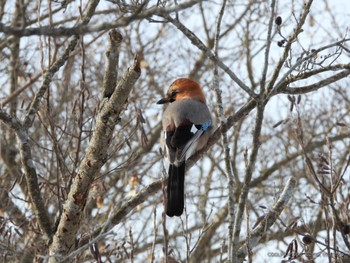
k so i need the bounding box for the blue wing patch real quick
[201,120,212,131]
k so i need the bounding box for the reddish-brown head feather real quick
[157,78,206,104]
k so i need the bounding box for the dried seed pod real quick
[302,234,313,244]
[285,217,300,232]
[275,16,282,25]
[293,239,298,255]
[283,241,294,259]
[273,120,284,128]
[290,102,294,112]
[129,173,141,189]
[318,154,329,165]
[96,196,104,208]
[287,95,294,103]
[336,122,347,127]
[277,39,285,47]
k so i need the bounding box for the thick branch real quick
[102,30,123,98]
[0,0,101,242]
[0,109,53,238]
[48,55,141,262]
[51,98,258,259]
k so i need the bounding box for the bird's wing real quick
[178,119,212,163]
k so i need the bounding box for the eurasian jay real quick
[157,78,212,217]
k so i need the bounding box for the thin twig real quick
[281,69,350,94]
[266,0,314,95]
[211,0,235,261]
[0,1,200,37]
[48,54,141,262]
[232,102,265,261]
[260,0,276,94]
[164,14,255,98]
[236,177,297,259]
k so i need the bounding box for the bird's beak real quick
[156,97,168,104]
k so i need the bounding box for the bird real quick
[157,78,213,217]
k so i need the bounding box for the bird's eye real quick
[171,90,177,97]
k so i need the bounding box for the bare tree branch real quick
[93,178,163,236]
[1,1,350,261]
[271,38,350,95]
[102,30,123,99]
[164,14,256,98]
[48,54,141,262]
[0,109,53,238]
[275,63,350,90]
[23,0,101,129]
[189,205,228,262]
[232,102,265,260]
[250,132,350,187]
[0,1,200,37]
[237,177,297,260]
[281,69,350,94]
[211,1,236,261]
[260,0,276,93]
[266,0,314,94]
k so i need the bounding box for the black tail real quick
[166,163,185,217]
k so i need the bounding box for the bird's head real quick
[157,78,206,104]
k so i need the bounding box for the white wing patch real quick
[190,124,199,134]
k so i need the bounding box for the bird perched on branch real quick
[157,78,213,217]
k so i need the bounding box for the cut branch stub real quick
[102,29,123,99]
